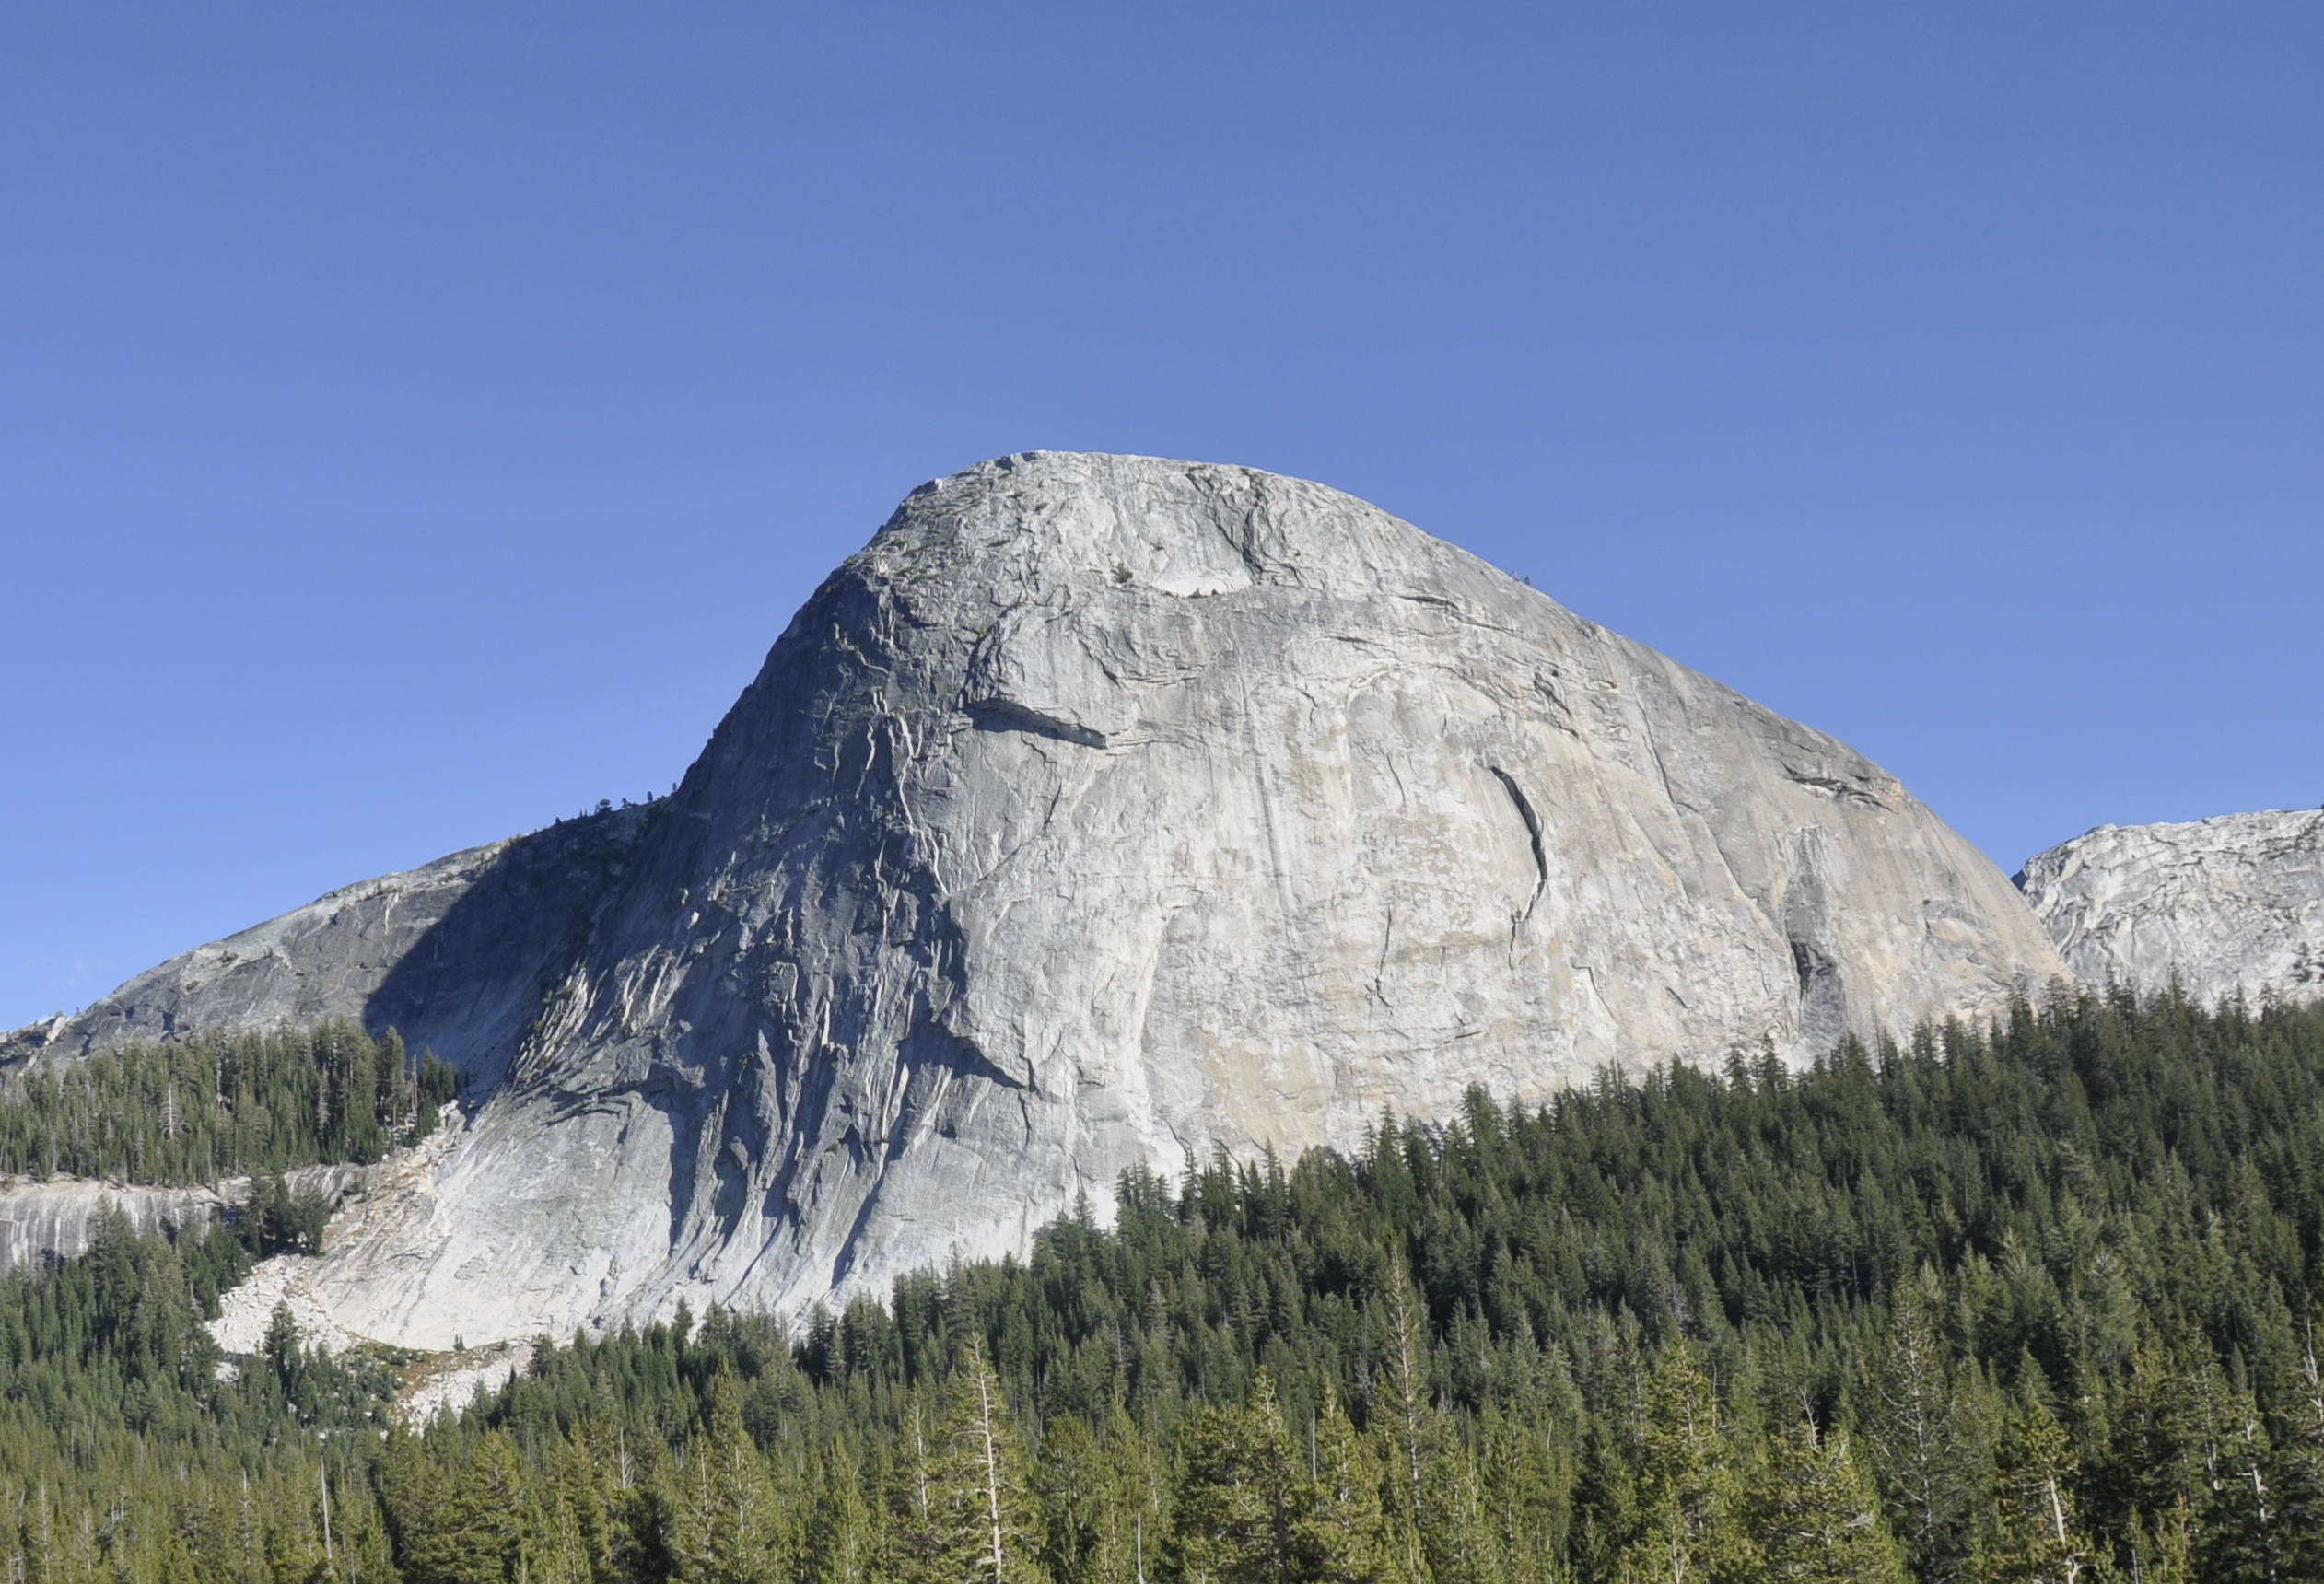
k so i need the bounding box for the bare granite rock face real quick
[4,455,2067,1346]
[0,1164,362,1276]
[2016,809,2324,1007]
[0,1179,225,1273]
[2,811,648,1089]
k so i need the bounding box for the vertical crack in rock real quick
[1490,767,1549,914]
[1782,826,1850,1058]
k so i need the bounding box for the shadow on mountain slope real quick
[360,805,651,1095]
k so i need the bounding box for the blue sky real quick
[3,5,2319,1031]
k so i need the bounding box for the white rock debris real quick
[396,1342,526,1426]
[207,1252,369,1360]
[3,454,2068,1348]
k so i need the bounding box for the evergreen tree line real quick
[2,989,2323,1582]
[0,1022,459,1184]
[0,1202,411,1584]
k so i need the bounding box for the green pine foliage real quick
[933,1346,1045,1584]
[1750,1418,1907,1584]
[1,989,2323,1584]
[0,1020,457,1183]
[1167,1367,1300,1584]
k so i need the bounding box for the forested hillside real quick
[0,1022,458,1182]
[4,990,2324,1583]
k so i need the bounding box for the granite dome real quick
[6,454,2069,1345]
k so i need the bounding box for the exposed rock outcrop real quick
[2017,809,2324,1007]
[6,454,2067,1345]
[4,811,648,1089]
[0,1179,224,1272]
[0,1163,363,1276]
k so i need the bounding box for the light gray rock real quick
[0,1178,225,1273]
[3,810,649,1089]
[0,1163,370,1276]
[8,455,2068,1346]
[2016,809,2324,1007]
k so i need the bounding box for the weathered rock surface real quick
[0,1163,362,1276]
[0,1178,224,1273]
[4,811,648,1089]
[5,454,2067,1345]
[2017,809,2324,1007]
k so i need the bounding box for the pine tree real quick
[2118,1500,2196,1584]
[886,1390,946,1584]
[2273,1327,2324,1583]
[540,1430,618,1584]
[378,1431,463,1584]
[1477,1403,1568,1584]
[1039,1414,1113,1584]
[933,1345,1046,1584]
[2190,1380,2282,1584]
[1105,1400,1170,1584]
[1168,1369,1297,1584]
[802,1439,875,1584]
[1571,1410,1641,1584]
[1293,1384,1391,1584]
[1372,1276,1432,1584]
[1749,1416,1908,1584]
[1969,1397,2098,1584]
[403,1429,529,1584]
[1615,1337,1755,1584]
[264,1301,307,1409]
[263,1462,330,1584]
[1419,1433,1504,1584]
[666,1371,785,1584]
[1863,1275,1993,1580]
[24,1482,59,1584]
[2094,1339,2208,1545]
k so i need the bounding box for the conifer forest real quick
[4,991,2324,1584]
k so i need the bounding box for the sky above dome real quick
[3,4,2319,1030]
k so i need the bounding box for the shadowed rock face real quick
[4,811,648,1093]
[4,455,2067,1345]
[2017,809,2324,1007]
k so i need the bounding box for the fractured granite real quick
[0,1163,364,1276]
[2017,809,2324,1007]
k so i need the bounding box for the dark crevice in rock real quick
[965,698,1106,748]
[1491,767,1549,908]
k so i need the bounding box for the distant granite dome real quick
[2017,809,2324,1007]
[4,454,2066,1346]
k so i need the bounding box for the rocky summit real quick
[3,454,2066,1346]
[2016,808,2324,1007]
